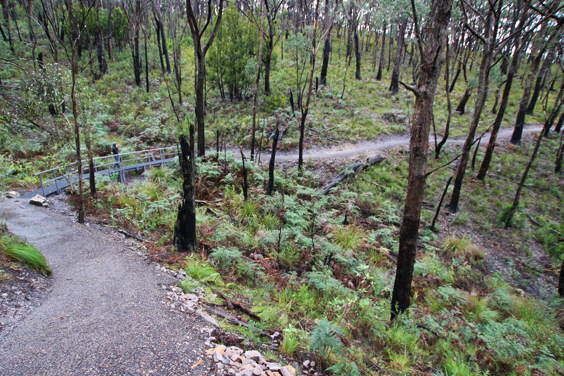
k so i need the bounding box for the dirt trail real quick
[272,125,544,162]
[0,199,213,375]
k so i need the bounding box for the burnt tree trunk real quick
[455,88,472,114]
[266,128,279,196]
[527,46,554,115]
[354,28,361,80]
[389,18,407,95]
[1,0,13,53]
[174,134,196,252]
[391,0,453,320]
[436,42,452,158]
[376,21,386,80]
[447,7,498,213]
[511,20,563,144]
[504,130,544,228]
[250,0,265,161]
[477,2,530,180]
[555,130,564,174]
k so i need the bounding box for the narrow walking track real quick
[274,125,545,161]
[0,199,213,375]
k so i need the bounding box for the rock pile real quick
[206,345,296,376]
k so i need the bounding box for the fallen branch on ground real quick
[211,288,262,321]
[118,230,144,242]
[321,155,385,195]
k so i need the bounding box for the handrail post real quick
[54,170,59,194]
[39,174,45,197]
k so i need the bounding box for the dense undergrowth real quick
[2,11,564,376]
[73,131,564,375]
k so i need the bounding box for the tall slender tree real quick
[447,1,500,213]
[185,0,225,157]
[391,0,453,320]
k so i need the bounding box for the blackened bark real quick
[354,29,361,80]
[431,176,453,232]
[155,17,166,72]
[264,28,274,94]
[391,0,453,320]
[144,29,149,92]
[447,7,497,213]
[527,47,554,115]
[1,0,14,53]
[132,26,141,87]
[435,42,452,159]
[376,22,386,80]
[195,55,206,156]
[555,111,564,134]
[389,18,407,95]
[240,147,248,201]
[555,130,564,174]
[320,34,331,85]
[477,3,530,180]
[455,88,472,114]
[449,64,461,92]
[511,22,563,144]
[504,130,544,228]
[174,134,196,252]
[266,128,279,195]
[542,77,564,136]
[346,22,352,62]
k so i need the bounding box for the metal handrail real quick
[33,146,179,196]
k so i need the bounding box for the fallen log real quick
[277,262,304,276]
[118,230,144,242]
[321,155,385,195]
[211,288,262,321]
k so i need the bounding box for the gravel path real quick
[0,199,214,375]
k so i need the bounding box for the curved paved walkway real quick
[0,199,212,375]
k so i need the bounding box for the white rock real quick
[29,194,46,206]
[6,191,18,198]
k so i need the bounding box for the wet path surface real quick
[0,200,212,375]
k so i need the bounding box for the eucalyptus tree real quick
[1,0,14,53]
[238,0,285,95]
[152,0,171,74]
[386,0,412,94]
[121,0,146,88]
[341,0,368,80]
[446,0,502,214]
[477,0,534,180]
[185,0,225,157]
[297,0,321,172]
[511,2,564,145]
[391,0,453,320]
[319,0,333,85]
[167,0,187,108]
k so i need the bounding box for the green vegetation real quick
[0,235,52,276]
[1,0,564,374]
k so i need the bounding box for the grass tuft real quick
[3,242,52,276]
[443,234,483,260]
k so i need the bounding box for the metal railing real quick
[34,146,179,197]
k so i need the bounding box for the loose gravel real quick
[0,198,215,375]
